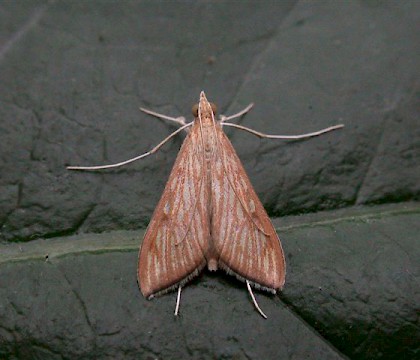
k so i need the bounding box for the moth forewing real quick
[137,119,210,298]
[211,125,286,292]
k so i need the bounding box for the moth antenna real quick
[222,123,344,140]
[219,103,254,123]
[246,280,267,319]
[139,107,188,128]
[174,286,182,316]
[67,122,193,171]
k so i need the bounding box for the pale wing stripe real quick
[255,226,261,272]
[158,228,167,283]
[218,174,228,242]
[238,221,248,274]
[174,156,188,224]
[217,172,231,258]
[270,250,277,284]
[181,155,193,214]
[231,203,244,267]
[218,175,227,246]
[153,255,160,285]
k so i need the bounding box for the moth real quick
[68,91,343,318]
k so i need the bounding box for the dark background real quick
[0,1,419,359]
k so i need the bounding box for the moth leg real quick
[246,280,267,319]
[67,121,193,170]
[222,122,344,140]
[139,107,188,128]
[219,103,254,123]
[174,286,182,316]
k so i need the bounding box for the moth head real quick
[192,102,217,117]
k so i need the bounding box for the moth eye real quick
[192,104,199,117]
[210,102,217,114]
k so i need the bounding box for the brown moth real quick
[68,91,343,318]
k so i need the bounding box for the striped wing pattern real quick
[211,126,286,292]
[138,92,286,299]
[138,122,210,298]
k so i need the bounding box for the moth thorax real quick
[199,112,214,127]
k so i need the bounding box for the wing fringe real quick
[145,263,206,299]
